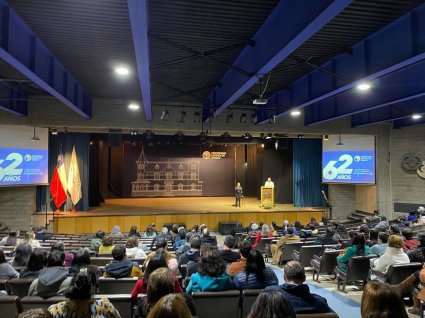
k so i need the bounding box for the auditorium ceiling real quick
[1,0,425,134]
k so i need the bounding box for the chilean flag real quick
[50,149,67,209]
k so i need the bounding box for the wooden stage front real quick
[52,197,326,234]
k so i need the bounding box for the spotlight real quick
[30,126,40,142]
[130,130,138,135]
[412,114,423,120]
[179,111,186,123]
[251,113,257,124]
[265,133,272,140]
[297,134,304,139]
[240,113,247,124]
[226,113,233,124]
[115,66,130,75]
[51,128,58,135]
[160,110,169,121]
[357,82,371,91]
[194,112,201,123]
[128,103,140,110]
[269,113,276,124]
[324,134,329,141]
[337,134,344,146]
[275,140,278,150]
[290,109,301,117]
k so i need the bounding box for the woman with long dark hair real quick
[20,249,47,278]
[248,289,295,318]
[12,243,32,267]
[233,250,278,290]
[336,232,370,272]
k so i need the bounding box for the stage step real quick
[354,210,375,217]
[347,215,359,221]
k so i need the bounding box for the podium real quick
[261,186,274,209]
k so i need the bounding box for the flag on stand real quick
[67,145,82,205]
[50,148,67,209]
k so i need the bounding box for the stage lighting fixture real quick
[226,113,233,124]
[265,133,272,140]
[30,126,40,142]
[412,114,423,120]
[251,113,257,124]
[193,112,201,123]
[243,133,252,139]
[160,110,169,121]
[130,130,138,135]
[357,82,371,91]
[128,103,140,110]
[179,111,186,123]
[51,128,58,135]
[297,134,304,139]
[324,134,329,141]
[269,113,276,124]
[291,109,301,116]
[240,113,247,123]
[114,66,130,76]
[275,140,279,150]
[337,134,344,146]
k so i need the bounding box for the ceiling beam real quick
[204,0,353,122]
[257,3,425,124]
[0,1,91,118]
[351,96,425,127]
[394,116,425,128]
[0,81,27,116]
[127,0,152,121]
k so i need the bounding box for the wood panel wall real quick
[53,211,325,234]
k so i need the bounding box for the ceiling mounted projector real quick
[253,98,268,105]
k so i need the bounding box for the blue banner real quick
[0,148,49,186]
[322,150,375,184]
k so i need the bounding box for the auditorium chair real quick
[241,289,263,318]
[94,294,132,318]
[98,277,138,294]
[370,262,422,285]
[310,250,340,282]
[191,290,241,318]
[279,242,313,265]
[334,255,376,293]
[256,238,273,261]
[293,245,324,268]
[20,296,67,311]
[296,313,339,318]
[91,257,114,266]
[6,278,35,298]
[0,295,22,317]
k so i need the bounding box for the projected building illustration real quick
[131,148,203,197]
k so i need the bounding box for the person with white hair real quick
[252,224,274,248]
[150,227,171,250]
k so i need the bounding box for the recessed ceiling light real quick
[290,110,301,116]
[357,82,371,91]
[128,103,140,110]
[115,66,130,75]
[412,114,423,120]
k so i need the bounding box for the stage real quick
[50,197,326,234]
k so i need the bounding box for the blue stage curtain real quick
[36,133,90,211]
[293,139,326,207]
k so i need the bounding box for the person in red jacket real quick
[252,224,274,248]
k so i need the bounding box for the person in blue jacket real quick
[186,249,233,293]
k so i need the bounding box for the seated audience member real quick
[185,243,213,279]
[253,224,274,248]
[247,223,260,237]
[270,227,301,264]
[359,225,373,247]
[110,224,125,239]
[300,225,318,239]
[24,231,41,249]
[12,243,32,267]
[407,232,425,262]
[90,230,105,251]
[28,251,72,298]
[173,228,187,250]
[201,228,217,246]
[143,225,157,238]
[374,216,389,230]
[0,248,19,279]
[48,267,120,318]
[369,229,379,246]
[98,235,115,254]
[266,261,334,314]
[64,251,74,268]
[104,245,142,278]
[146,294,192,318]
[306,217,319,228]
[186,249,233,293]
[131,249,183,299]
[336,233,370,272]
[408,211,418,223]
[146,237,178,273]
[313,227,338,246]
[233,250,278,290]
[69,249,100,278]
[231,222,246,236]
[271,221,283,232]
[402,228,419,251]
[227,240,252,276]
[388,224,401,236]
[128,225,141,238]
[248,289,296,318]
[218,235,240,264]
[370,235,409,280]
[0,230,21,246]
[50,241,65,253]
[169,224,180,243]
[369,232,389,256]
[133,268,196,318]
[339,230,356,249]
[178,235,201,269]
[126,236,147,259]
[361,281,408,318]
[17,308,51,318]
[20,249,47,278]
[151,227,171,249]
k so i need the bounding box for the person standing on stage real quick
[264,177,274,188]
[235,182,243,207]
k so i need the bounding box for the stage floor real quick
[60,196,324,217]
